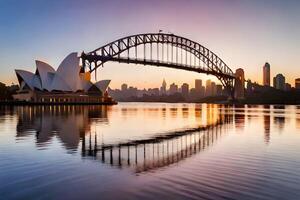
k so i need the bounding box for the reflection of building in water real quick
[82,115,232,173]
[194,104,202,122]
[263,105,271,144]
[264,115,271,144]
[181,107,189,119]
[170,107,178,118]
[15,106,109,151]
[273,105,285,131]
[234,105,245,130]
[297,106,300,130]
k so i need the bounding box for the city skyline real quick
[0,0,300,88]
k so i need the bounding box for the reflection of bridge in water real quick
[82,115,232,173]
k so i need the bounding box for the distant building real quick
[169,83,178,94]
[128,86,138,97]
[285,83,291,91]
[195,79,202,91]
[211,82,216,96]
[273,74,285,90]
[121,83,128,91]
[181,83,189,98]
[205,80,212,96]
[160,79,167,95]
[216,84,223,96]
[295,78,300,89]
[194,79,204,98]
[234,68,245,99]
[263,62,271,86]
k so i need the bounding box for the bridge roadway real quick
[89,56,235,79]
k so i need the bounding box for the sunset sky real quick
[0,0,299,89]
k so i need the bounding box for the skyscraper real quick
[211,82,216,96]
[181,83,189,98]
[234,68,245,99]
[263,62,270,86]
[216,84,223,96]
[169,83,178,95]
[205,79,212,96]
[195,79,202,91]
[160,79,167,95]
[194,79,205,98]
[273,74,285,90]
[295,78,300,89]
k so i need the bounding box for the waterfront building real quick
[181,83,189,98]
[13,52,112,103]
[148,88,160,96]
[128,86,138,97]
[273,74,285,90]
[234,68,245,99]
[216,84,223,96]
[160,79,167,95]
[195,79,202,91]
[194,79,205,98]
[295,78,300,89]
[211,82,216,96]
[169,83,178,95]
[285,83,291,91]
[263,62,271,86]
[121,83,128,91]
[205,80,212,96]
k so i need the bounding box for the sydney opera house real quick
[13,52,115,104]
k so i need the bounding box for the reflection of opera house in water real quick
[13,52,115,104]
[16,106,109,150]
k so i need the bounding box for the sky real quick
[0,0,299,89]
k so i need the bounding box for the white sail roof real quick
[95,80,111,93]
[15,70,35,90]
[36,60,55,91]
[32,75,42,90]
[15,52,111,94]
[52,52,81,92]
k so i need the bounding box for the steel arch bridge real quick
[81,33,235,97]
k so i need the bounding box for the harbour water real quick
[0,103,300,200]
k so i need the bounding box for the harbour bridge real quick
[81,33,236,98]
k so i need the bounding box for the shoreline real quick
[0,101,118,106]
[0,101,299,106]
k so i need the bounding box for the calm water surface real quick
[0,103,300,200]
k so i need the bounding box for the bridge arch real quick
[81,33,235,97]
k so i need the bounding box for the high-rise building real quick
[216,84,223,96]
[195,79,202,91]
[169,83,178,95]
[234,68,245,99]
[205,79,212,96]
[121,83,128,91]
[211,82,216,96]
[295,78,300,89]
[160,79,167,95]
[194,79,205,98]
[263,62,270,86]
[273,74,285,90]
[181,83,189,98]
